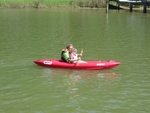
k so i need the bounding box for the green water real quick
[0,9,150,113]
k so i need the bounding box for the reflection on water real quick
[41,68,118,82]
[39,68,120,112]
[40,67,119,92]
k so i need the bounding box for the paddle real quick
[76,49,83,66]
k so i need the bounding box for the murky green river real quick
[0,8,150,113]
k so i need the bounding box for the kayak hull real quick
[34,59,121,70]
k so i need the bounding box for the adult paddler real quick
[61,44,74,62]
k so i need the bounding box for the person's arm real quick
[77,49,83,59]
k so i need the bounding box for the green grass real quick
[0,0,106,8]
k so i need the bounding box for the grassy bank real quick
[0,0,106,8]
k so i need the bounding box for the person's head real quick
[71,48,77,53]
[66,44,73,52]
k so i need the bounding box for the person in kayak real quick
[61,48,69,62]
[70,48,78,63]
[61,44,85,63]
[70,48,86,63]
[61,44,74,62]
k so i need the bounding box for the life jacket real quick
[61,49,69,62]
[71,53,78,60]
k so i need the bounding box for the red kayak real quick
[34,59,121,70]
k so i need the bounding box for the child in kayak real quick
[70,48,78,63]
[70,48,86,63]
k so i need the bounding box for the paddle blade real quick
[81,49,83,54]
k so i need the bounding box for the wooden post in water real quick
[106,0,109,13]
[117,2,120,11]
[143,0,147,13]
[129,3,133,12]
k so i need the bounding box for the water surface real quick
[0,9,150,113]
